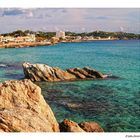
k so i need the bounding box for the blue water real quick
[0,40,140,132]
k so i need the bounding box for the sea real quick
[0,40,140,132]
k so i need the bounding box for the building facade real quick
[0,34,36,43]
[56,31,65,39]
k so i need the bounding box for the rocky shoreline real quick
[0,41,52,49]
[0,62,107,132]
[0,39,117,49]
[0,79,104,132]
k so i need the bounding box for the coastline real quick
[0,38,135,49]
[0,41,52,48]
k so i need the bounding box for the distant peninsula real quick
[0,30,139,48]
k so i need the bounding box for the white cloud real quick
[0,8,139,33]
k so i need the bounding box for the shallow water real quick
[0,40,140,132]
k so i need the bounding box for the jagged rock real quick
[22,62,106,82]
[83,67,104,78]
[0,79,59,132]
[79,122,104,132]
[59,119,104,132]
[67,68,86,79]
[53,67,76,80]
[59,119,85,132]
[74,68,96,78]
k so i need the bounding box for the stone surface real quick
[0,108,55,132]
[83,67,103,78]
[79,122,104,132]
[22,62,105,82]
[59,119,104,132]
[59,119,85,132]
[0,79,59,132]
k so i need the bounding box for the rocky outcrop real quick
[59,119,85,132]
[22,62,105,82]
[0,79,105,132]
[59,119,104,132]
[79,122,104,132]
[0,79,59,132]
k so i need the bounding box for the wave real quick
[0,64,7,67]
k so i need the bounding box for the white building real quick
[88,36,94,40]
[0,34,36,43]
[0,36,3,43]
[0,36,15,43]
[24,34,36,42]
[108,36,111,40]
[75,36,82,40]
[56,31,65,39]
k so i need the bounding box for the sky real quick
[0,8,139,33]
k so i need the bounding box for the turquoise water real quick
[0,40,140,132]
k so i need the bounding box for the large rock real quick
[22,62,105,82]
[0,79,59,132]
[59,119,104,132]
[0,108,55,132]
[59,119,85,132]
[79,122,104,132]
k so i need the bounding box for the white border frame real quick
[0,0,140,8]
